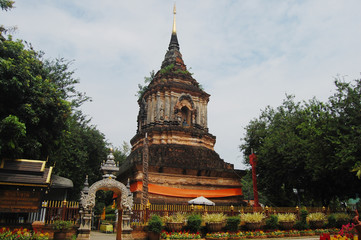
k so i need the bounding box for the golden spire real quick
[172,3,176,34]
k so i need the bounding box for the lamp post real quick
[293,188,303,207]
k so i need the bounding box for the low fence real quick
[43,200,79,224]
[20,200,330,226]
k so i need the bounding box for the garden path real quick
[90,230,116,240]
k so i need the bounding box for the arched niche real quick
[175,94,196,127]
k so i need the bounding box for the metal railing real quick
[43,200,79,224]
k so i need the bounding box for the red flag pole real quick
[249,151,260,209]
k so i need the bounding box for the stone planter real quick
[245,222,262,230]
[206,222,224,232]
[166,222,183,232]
[278,221,295,230]
[309,220,324,228]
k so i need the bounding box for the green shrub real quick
[265,215,279,230]
[327,214,337,228]
[328,213,351,228]
[294,208,309,230]
[335,213,351,227]
[226,216,241,232]
[294,220,309,230]
[187,214,202,233]
[148,215,163,233]
[105,213,116,221]
[300,209,308,222]
[52,220,74,231]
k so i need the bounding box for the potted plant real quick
[52,220,74,240]
[162,212,186,232]
[148,215,163,240]
[240,212,265,230]
[307,212,326,228]
[202,213,227,232]
[277,213,296,230]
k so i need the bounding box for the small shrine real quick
[118,6,245,205]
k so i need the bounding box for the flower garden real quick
[151,210,359,240]
[0,227,50,240]
[0,209,359,240]
[160,228,354,240]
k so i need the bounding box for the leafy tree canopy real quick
[240,78,361,207]
[0,0,14,11]
[1,3,132,200]
[0,36,73,159]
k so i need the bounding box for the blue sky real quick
[1,0,361,169]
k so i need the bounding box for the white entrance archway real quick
[77,151,133,240]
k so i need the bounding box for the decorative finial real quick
[172,3,176,34]
[100,150,119,179]
[82,175,89,194]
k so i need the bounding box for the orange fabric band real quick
[130,181,242,198]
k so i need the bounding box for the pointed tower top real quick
[168,3,179,51]
[172,3,176,34]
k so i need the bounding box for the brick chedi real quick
[118,6,245,205]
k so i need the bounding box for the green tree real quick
[0,0,16,38]
[50,114,108,200]
[241,169,271,206]
[0,0,14,11]
[0,36,72,159]
[241,95,310,206]
[0,3,119,200]
[113,141,130,165]
[329,79,361,170]
[240,78,361,206]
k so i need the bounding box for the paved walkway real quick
[89,231,320,240]
[90,231,116,240]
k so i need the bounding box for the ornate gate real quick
[77,151,133,240]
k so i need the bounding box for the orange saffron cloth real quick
[130,181,242,198]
